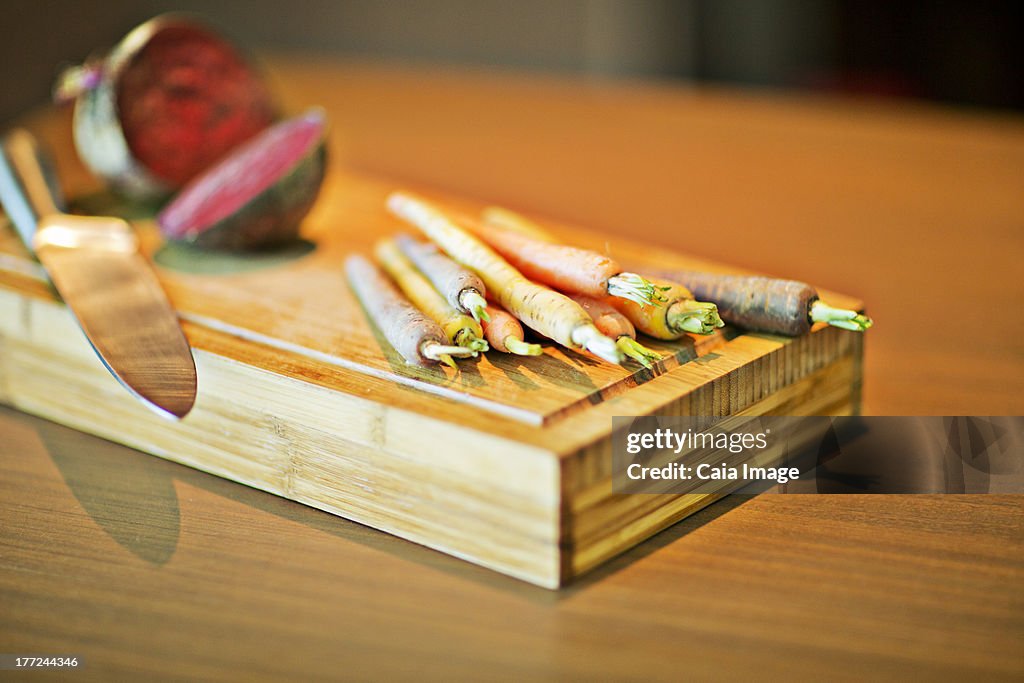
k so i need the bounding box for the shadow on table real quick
[6,405,745,604]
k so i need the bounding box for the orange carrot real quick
[464,217,664,307]
[483,207,723,340]
[481,304,542,355]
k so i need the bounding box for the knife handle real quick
[0,129,66,247]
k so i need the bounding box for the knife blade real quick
[0,129,197,419]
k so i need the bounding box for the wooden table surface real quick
[1,57,1022,681]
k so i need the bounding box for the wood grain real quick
[1,406,1020,682]
[0,57,1021,680]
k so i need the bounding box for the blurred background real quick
[2,0,1022,124]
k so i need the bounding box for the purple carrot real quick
[393,233,489,323]
[345,254,473,367]
[653,271,872,336]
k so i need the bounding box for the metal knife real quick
[0,129,197,419]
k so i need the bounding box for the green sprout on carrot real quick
[504,337,543,356]
[607,272,671,307]
[810,301,873,331]
[668,300,725,335]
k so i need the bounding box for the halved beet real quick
[157,109,327,250]
[57,15,276,199]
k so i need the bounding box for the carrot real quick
[612,276,724,339]
[481,304,542,356]
[482,206,555,242]
[344,255,473,367]
[393,233,489,323]
[374,239,488,353]
[480,207,723,339]
[387,192,623,364]
[651,270,873,335]
[467,212,664,307]
[569,294,663,368]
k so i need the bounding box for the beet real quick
[57,15,276,199]
[157,109,327,250]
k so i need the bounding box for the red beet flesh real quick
[116,24,275,187]
[158,110,325,245]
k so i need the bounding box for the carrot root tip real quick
[810,300,873,331]
[454,328,490,353]
[607,272,669,307]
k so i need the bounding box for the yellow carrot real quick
[374,238,488,353]
[612,276,723,339]
[387,192,622,364]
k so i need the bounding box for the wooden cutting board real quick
[0,167,864,588]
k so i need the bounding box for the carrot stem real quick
[606,272,670,307]
[504,336,543,356]
[459,289,490,323]
[667,300,724,335]
[616,336,663,368]
[453,328,490,353]
[810,300,873,331]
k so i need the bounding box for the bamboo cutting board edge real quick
[0,270,863,588]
